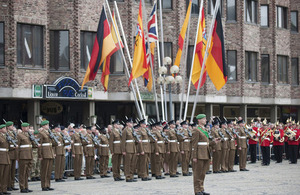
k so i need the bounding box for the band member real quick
[236,120,249,171]
[288,123,299,164]
[152,122,165,179]
[259,122,273,166]
[272,123,284,163]
[53,125,66,182]
[6,121,18,191]
[38,120,56,191]
[109,120,124,181]
[121,118,138,182]
[17,122,36,193]
[84,127,96,179]
[180,121,192,176]
[249,120,258,163]
[192,114,215,195]
[98,127,110,178]
[0,124,11,195]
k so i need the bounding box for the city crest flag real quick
[81,7,116,89]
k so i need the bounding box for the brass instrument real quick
[260,128,272,143]
[245,125,258,141]
[284,128,296,140]
[273,129,284,143]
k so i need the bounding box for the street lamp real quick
[157,57,182,121]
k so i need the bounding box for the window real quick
[110,50,124,74]
[245,51,257,82]
[50,31,69,71]
[158,0,172,9]
[110,0,124,2]
[291,11,298,32]
[277,6,287,29]
[292,58,299,85]
[80,31,96,70]
[277,55,288,84]
[187,0,199,15]
[261,5,269,27]
[227,50,237,81]
[226,0,236,21]
[261,54,269,83]
[208,0,223,16]
[186,45,194,78]
[17,24,43,68]
[245,0,257,23]
[159,42,173,66]
[0,22,4,66]
[135,0,151,4]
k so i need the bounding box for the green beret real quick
[21,123,30,127]
[41,120,49,126]
[196,114,206,120]
[34,130,39,135]
[0,124,6,129]
[5,121,14,127]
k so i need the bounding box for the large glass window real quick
[0,22,4,66]
[158,0,172,9]
[245,51,257,82]
[159,42,173,67]
[187,0,199,15]
[292,58,299,85]
[261,54,269,83]
[186,45,194,78]
[227,0,236,21]
[80,31,96,70]
[50,31,69,71]
[245,0,257,23]
[291,11,298,32]
[261,5,269,27]
[17,24,43,68]
[208,0,223,16]
[110,49,124,74]
[227,50,237,81]
[277,6,287,29]
[277,55,288,84]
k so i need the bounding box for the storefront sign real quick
[32,85,43,98]
[41,102,63,115]
[44,77,89,99]
[139,92,154,100]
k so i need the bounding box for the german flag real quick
[206,9,227,91]
[81,7,116,89]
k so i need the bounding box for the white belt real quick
[266,138,270,141]
[169,140,177,143]
[198,142,208,145]
[10,145,14,147]
[0,148,8,152]
[157,141,164,144]
[20,144,32,148]
[224,138,228,141]
[86,144,94,147]
[142,140,150,143]
[42,143,52,146]
[74,143,82,146]
[58,143,62,146]
[64,140,70,143]
[113,141,121,144]
[126,140,135,143]
[184,140,190,142]
[240,136,246,139]
[100,144,109,147]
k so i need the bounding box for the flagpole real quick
[183,0,203,121]
[179,0,192,121]
[113,1,147,120]
[190,0,220,122]
[141,0,160,122]
[104,1,143,120]
[158,0,168,121]
[154,2,165,121]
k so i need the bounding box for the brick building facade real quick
[0,0,299,128]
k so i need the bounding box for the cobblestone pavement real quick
[13,160,300,195]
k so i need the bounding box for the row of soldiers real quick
[1,116,300,195]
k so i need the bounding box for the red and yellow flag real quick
[101,12,124,92]
[191,5,207,89]
[174,0,192,67]
[128,0,147,86]
[81,7,116,89]
[206,9,227,90]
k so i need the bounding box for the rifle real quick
[187,129,192,137]
[48,129,59,144]
[175,128,185,139]
[79,132,89,143]
[91,134,100,146]
[132,129,141,142]
[28,131,40,146]
[161,131,169,142]
[232,128,240,138]
[60,132,72,144]
[225,128,234,140]
[146,128,156,141]
[6,133,18,147]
